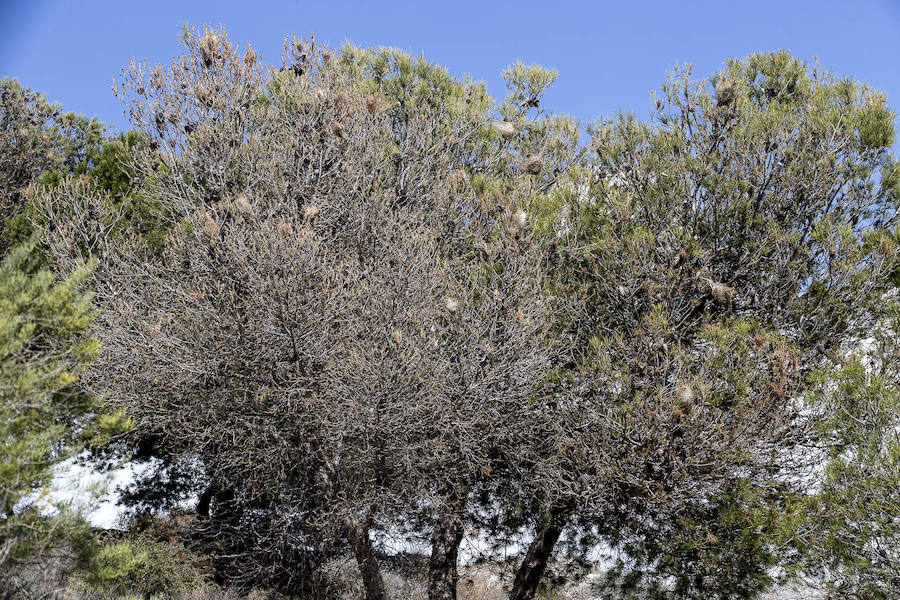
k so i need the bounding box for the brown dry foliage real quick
[39,27,555,591]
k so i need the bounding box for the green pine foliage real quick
[0,236,105,572]
[799,298,900,598]
[75,533,214,599]
[0,79,134,591]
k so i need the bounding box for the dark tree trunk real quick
[508,512,567,600]
[196,484,214,517]
[346,522,387,600]
[428,514,464,600]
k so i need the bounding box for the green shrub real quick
[76,534,213,599]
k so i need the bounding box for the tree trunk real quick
[196,484,214,517]
[346,522,387,600]
[428,513,464,600]
[508,513,567,600]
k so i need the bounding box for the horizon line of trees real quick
[2,25,900,600]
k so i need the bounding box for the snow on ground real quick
[49,455,149,529]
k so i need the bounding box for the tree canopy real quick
[2,26,898,600]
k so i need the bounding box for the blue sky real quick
[1,0,899,133]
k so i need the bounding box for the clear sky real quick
[1,0,899,134]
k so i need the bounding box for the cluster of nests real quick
[494,121,543,176]
[195,31,386,143]
[287,39,385,143]
[194,31,544,173]
[715,75,738,109]
[714,74,742,122]
[196,192,321,246]
[310,88,384,141]
[197,30,259,69]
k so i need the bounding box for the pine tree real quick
[0,236,115,579]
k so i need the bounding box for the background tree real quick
[504,50,899,599]
[0,78,106,253]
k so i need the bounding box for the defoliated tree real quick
[41,28,553,599]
